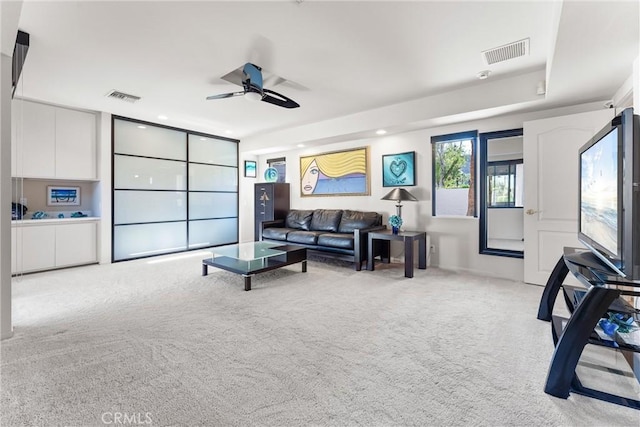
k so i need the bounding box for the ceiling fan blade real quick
[205,91,245,101]
[263,74,310,92]
[262,88,300,109]
[218,68,245,86]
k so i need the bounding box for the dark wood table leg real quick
[537,255,569,321]
[202,263,208,276]
[418,234,427,269]
[367,235,375,271]
[302,260,307,273]
[404,237,414,278]
[243,274,252,291]
[381,240,390,263]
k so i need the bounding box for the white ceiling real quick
[14,1,639,153]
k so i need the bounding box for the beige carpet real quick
[2,251,639,426]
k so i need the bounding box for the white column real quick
[98,112,112,264]
[0,52,12,340]
[0,53,10,341]
[1,0,23,340]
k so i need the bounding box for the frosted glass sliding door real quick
[189,218,238,249]
[114,191,187,224]
[114,119,187,160]
[189,192,238,219]
[189,135,237,166]
[114,155,187,190]
[112,117,239,261]
[114,222,187,260]
[187,133,238,248]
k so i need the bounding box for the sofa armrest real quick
[259,219,285,241]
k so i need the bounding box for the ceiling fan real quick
[206,63,300,109]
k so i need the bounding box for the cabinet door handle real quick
[525,209,541,215]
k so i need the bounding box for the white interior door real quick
[523,109,614,285]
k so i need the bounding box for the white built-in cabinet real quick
[11,99,100,272]
[11,220,98,274]
[11,100,97,180]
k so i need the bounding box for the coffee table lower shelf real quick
[202,245,307,291]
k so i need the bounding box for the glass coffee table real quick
[202,242,307,291]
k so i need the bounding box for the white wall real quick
[634,57,639,109]
[240,102,609,281]
[238,152,258,243]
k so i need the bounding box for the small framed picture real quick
[244,160,257,178]
[47,186,80,206]
[382,151,416,187]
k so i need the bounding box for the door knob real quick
[525,209,539,215]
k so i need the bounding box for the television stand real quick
[538,247,640,410]
[537,248,616,321]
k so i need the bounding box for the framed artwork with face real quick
[299,147,370,197]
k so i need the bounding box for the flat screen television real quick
[578,107,640,280]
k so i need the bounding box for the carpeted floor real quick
[1,252,639,426]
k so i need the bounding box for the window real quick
[431,131,477,216]
[267,157,286,183]
[487,160,524,208]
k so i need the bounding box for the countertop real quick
[12,217,101,226]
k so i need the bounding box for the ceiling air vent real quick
[481,38,530,65]
[105,90,141,103]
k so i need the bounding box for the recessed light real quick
[476,70,490,80]
[225,130,233,135]
[376,129,387,135]
[137,125,146,129]
[158,115,168,120]
[297,144,305,148]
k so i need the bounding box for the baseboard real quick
[430,264,525,282]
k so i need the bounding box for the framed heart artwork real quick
[382,151,416,187]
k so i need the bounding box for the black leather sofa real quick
[260,209,388,270]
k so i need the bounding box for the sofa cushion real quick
[262,227,290,241]
[285,210,313,230]
[338,210,381,233]
[317,233,354,250]
[310,209,343,232]
[287,230,323,245]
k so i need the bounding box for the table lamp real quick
[381,188,418,218]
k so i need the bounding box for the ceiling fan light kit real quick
[245,91,262,102]
[206,63,300,109]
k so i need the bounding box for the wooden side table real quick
[367,230,427,278]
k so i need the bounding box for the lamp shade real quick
[381,188,418,202]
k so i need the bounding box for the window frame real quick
[478,128,524,259]
[486,159,523,208]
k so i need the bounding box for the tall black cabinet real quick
[254,183,290,241]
